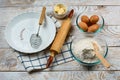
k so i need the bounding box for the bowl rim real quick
[76,13,105,34]
[70,37,108,65]
[53,3,68,16]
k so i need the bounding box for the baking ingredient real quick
[81,15,89,23]
[78,22,88,31]
[82,49,95,59]
[73,38,103,63]
[88,24,99,32]
[90,15,99,24]
[87,22,92,26]
[78,14,100,32]
[54,4,66,15]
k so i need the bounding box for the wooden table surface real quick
[0,0,120,80]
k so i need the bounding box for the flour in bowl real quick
[73,38,103,63]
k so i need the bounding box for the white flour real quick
[73,38,103,63]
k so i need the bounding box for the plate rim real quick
[5,12,56,54]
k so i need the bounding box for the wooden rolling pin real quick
[46,9,74,68]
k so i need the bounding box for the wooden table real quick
[0,0,120,80]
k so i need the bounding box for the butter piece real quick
[54,4,66,15]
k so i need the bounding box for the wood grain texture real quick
[0,47,120,71]
[0,49,24,71]
[0,71,120,80]
[72,25,120,47]
[0,6,78,26]
[0,1,120,79]
[0,6,120,48]
[0,0,120,7]
[1,25,120,49]
[0,6,120,26]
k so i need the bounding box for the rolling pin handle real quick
[46,51,55,68]
[68,9,74,19]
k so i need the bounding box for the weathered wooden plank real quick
[0,26,9,48]
[0,6,83,26]
[0,0,120,79]
[0,49,24,71]
[1,0,120,7]
[1,25,120,49]
[0,6,120,48]
[72,25,120,47]
[0,6,120,26]
[0,47,119,71]
[0,71,120,80]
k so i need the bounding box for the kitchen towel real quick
[17,15,73,72]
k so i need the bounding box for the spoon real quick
[30,7,46,49]
[92,42,110,68]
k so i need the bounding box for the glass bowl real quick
[53,3,68,19]
[76,12,104,36]
[70,37,108,66]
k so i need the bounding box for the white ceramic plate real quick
[5,12,56,53]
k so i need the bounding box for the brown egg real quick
[81,15,89,23]
[79,22,88,31]
[88,24,99,32]
[87,22,92,26]
[90,15,99,24]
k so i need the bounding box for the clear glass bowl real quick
[53,3,68,19]
[70,37,108,66]
[76,12,104,36]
